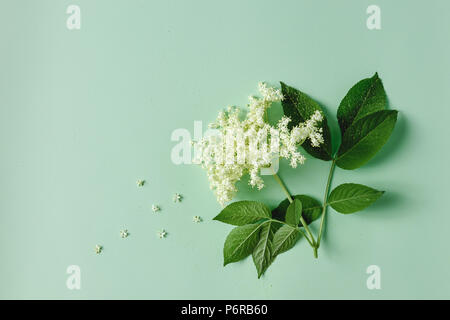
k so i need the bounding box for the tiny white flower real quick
[157,229,167,239]
[95,245,102,254]
[193,216,202,223]
[152,204,160,213]
[120,229,129,238]
[173,193,182,203]
[137,180,145,187]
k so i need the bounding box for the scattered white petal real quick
[137,180,145,187]
[152,204,160,213]
[95,245,103,254]
[173,193,182,203]
[193,216,202,223]
[120,229,129,238]
[157,229,167,239]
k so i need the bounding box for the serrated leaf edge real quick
[224,221,268,266]
[337,110,398,162]
[273,225,299,256]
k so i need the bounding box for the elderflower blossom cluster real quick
[193,83,324,206]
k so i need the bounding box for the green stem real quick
[271,171,293,203]
[299,216,316,248]
[298,229,314,247]
[315,158,336,256]
[270,168,317,249]
[270,218,313,247]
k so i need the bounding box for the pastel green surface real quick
[1,0,449,299]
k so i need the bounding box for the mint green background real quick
[1,0,449,299]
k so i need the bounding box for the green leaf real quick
[328,183,384,214]
[252,221,274,278]
[272,195,322,227]
[337,73,387,136]
[285,199,302,226]
[223,222,265,266]
[336,110,398,170]
[272,224,301,257]
[214,201,271,226]
[280,82,332,161]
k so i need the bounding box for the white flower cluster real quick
[193,83,324,206]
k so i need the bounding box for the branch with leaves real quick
[199,73,398,278]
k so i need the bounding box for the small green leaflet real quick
[285,199,302,226]
[272,195,322,227]
[337,73,387,136]
[328,183,384,214]
[272,224,301,257]
[280,82,332,161]
[252,221,274,278]
[336,110,398,170]
[223,222,266,266]
[214,201,271,226]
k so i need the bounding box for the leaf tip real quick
[223,259,230,267]
[390,110,399,122]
